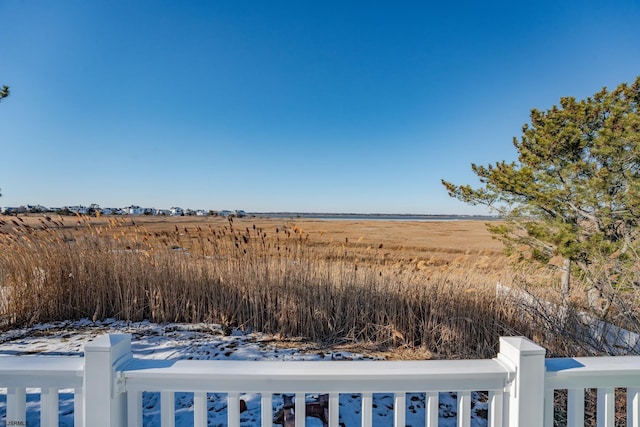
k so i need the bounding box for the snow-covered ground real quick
[0,319,489,427]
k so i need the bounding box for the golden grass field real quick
[0,214,574,358]
[8,215,508,273]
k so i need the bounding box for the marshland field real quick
[0,214,600,359]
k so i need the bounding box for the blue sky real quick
[1,1,639,214]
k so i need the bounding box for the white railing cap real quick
[500,336,546,355]
[85,333,131,353]
[123,359,511,393]
[0,356,84,388]
[545,355,640,389]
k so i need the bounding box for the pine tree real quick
[443,77,640,321]
[0,85,9,102]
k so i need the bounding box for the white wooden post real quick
[295,392,306,427]
[629,388,640,427]
[84,334,133,427]
[394,393,406,427]
[194,391,207,427]
[41,387,59,427]
[261,393,273,427]
[128,390,143,427]
[74,386,84,427]
[425,391,439,427]
[597,388,615,427]
[361,392,373,427]
[457,391,471,427]
[228,392,241,427]
[328,393,339,427]
[161,391,176,427]
[497,336,546,427]
[567,388,584,427]
[6,387,26,424]
[488,390,504,427]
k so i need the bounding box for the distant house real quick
[26,204,48,213]
[124,205,145,215]
[1,206,27,214]
[156,209,171,216]
[170,207,184,216]
[195,210,209,216]
[100,208,114,215]
[67,206,88,215]
[218,210,247,217]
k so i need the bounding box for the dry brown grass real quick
[0,214,591,358]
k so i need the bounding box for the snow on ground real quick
[0,319,489,427]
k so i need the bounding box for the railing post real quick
[84,334,133,427]
[497,336,546,427]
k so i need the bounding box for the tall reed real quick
[0,216,568,358]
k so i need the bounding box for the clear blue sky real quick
[1,1,639,214]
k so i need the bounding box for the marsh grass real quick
[0,215,580,358]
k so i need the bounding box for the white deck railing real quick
[1,334,639,427]
[0,356,84,426]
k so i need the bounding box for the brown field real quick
[4,214,508,273]
[0,214,574,358]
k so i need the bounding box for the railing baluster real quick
[295,393,305,427]
[127,390,143,427]
[6,387,26,425]
[425,392,438,427]
[41,387,59,427]
[261,393,273,427]
[597,387,615,427]
[361,392,373,427]
[457,391,471,427]
[629,388,640,427]
[488,390,503,427]
[567,388,584,427]
[228,392,241,427]
[194,391,207,427]
[74,386,84,427]
[328,393,339,427]
[161,391,175,427]
[394,393,406,427]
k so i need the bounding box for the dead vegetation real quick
[0,214,618,358]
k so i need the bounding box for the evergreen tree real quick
[442,77,640,321]
[0,85,8,102]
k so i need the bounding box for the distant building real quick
[26,204,48,213]
[170,207,184,216]
[124,205,145,215]
[66,205,88,215]
[1,206,27,214]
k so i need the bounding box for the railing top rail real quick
[122,358,510,393]
[545,355,640,389]
[0,355,84,388]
